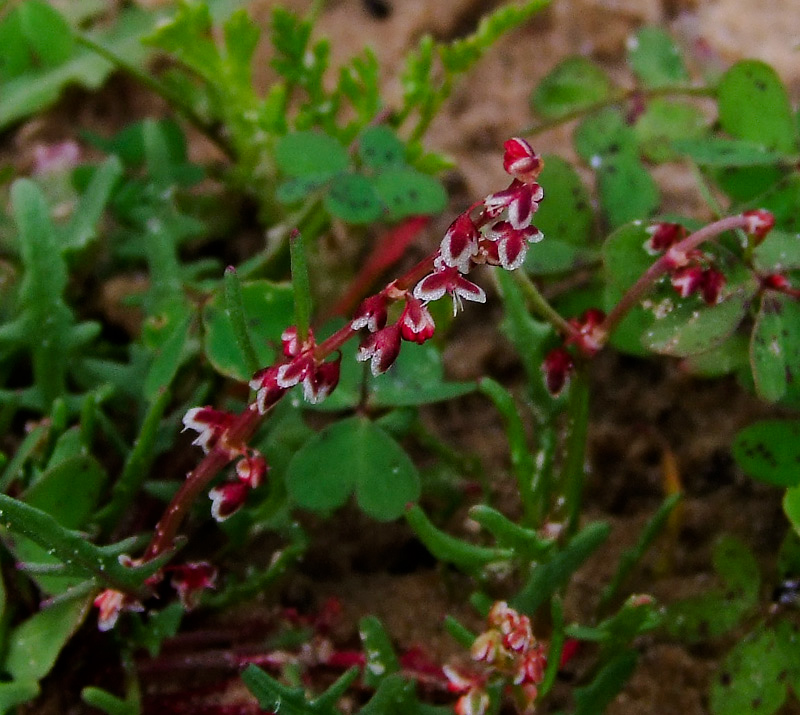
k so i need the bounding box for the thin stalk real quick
[600,214,751,338]
[521,84,715,137]
[144,250,439,562]
[223,267,260,376]
[562,368,590,536]
[512,269,579,338]
[75,33,234,160]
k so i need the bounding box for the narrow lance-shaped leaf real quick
[405,504,513,574]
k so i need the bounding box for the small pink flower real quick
[351,294,389,333]
[94,589,143,632]
[443,664,481,694]
[743,209,775,242]
[484,221,543,271]
[182,407,237,453]
[484,179,543,230]
[664,245,702,270]
[169,561,218,609]
[303,356,341,404]
[236,451,269,488]
[276,354,315,389]
[33,140,81,175]
[399,296,435,344]
[440,213,480,272]
[454,689,490,715]
[542,347,573,397]
[700,267,726,305]
[644,222,686,254]
[356,323,402,376]
[566,308,606,357]
[502,614,533,653]
[209,481,250,521]
[471,631,502,664]
[249,366,285,414]
[515,644,546,685]
[502,137,543,183]
[281,326,305,357]
[670,265,704,298]
[413,263,486,316]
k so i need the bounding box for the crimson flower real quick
[182,407,238,454]
[208,480,250,521]
[356,323,402,375]
[743,209,775,242]
[502,137,543,183]
[399,296,435,344]
[482,220,543,270]
[413,262,486,315]
[169,561,218,609]
[484,179,543,230]
[440,213,480,272]
[351,294,389,333]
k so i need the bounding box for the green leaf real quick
[682,334,750,378]
[468,504,554,560]
[359,616,401,688]
[374,168,447,220]
[286,417,420,521]
[785,487,800,537]
[666,535,759,642]
[358,126,406,168]
[289,231,313,342]
[574,650,637,715]
[531,57,614,120]
[752,229,800,273]
[750,291,800,403]
[512,521,610,614]
[710,626,787,715]
[323,171,383,224]
[718,60,797,153]
[202,280,294,381]
[642,259,758,357]
[241,663,359,715]
[634,100,707,162]
[276,176,329,204]
[597,155,660,228]
[574,107,632,161]
[405,504,512,573]
[0,6,153,131]
[144,309,192,399]
[62,156,123,252]
[671,137,793,167]
[626,27,689,88]
[530,155,593,246]
[5,593,91,682]
[0,680,40,712]
[18,1,75,69]
[733,420,800,487]
[274,132,349,180]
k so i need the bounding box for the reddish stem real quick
[144,250,441,564]
[599,214,750,339]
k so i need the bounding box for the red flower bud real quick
[743,209,775,243]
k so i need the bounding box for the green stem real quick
[511,269,579,338]
[562,368,590,536]
[223,266,260,376]
[521,84,714,137]
[75,32,234,160]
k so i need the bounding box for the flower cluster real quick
[645,222,727,306]
[249,326,342,412]
[444,601,547,715]
[355,138,545,377]
[182,406,270,521]
[92,139,547,633]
